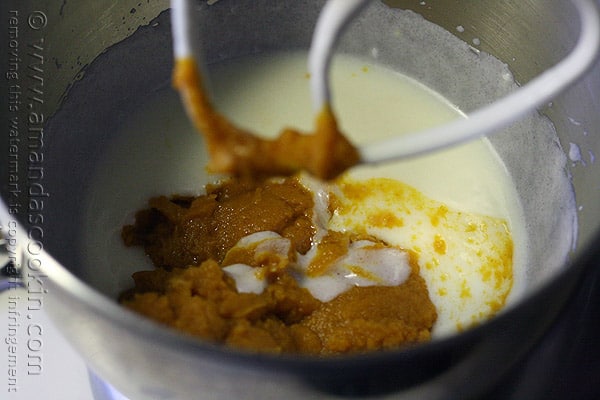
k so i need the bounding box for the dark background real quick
[486,261,600,400]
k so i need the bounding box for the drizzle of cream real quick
[222,175,411,302]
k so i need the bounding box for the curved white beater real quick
[308,0,373,112]
[308,0,600,163]
[171,0,203,70]
[171,0,600,164]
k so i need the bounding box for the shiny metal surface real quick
[1,1,599,399]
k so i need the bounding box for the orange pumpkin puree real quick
[120,176,437,355]
[172,57,360,180]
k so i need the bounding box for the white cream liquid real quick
[82,52,528,338]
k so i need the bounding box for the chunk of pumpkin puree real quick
[120,176,436,354]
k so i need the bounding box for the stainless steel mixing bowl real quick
[1,0,599,398]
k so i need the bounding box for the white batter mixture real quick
[82,51,528,338]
